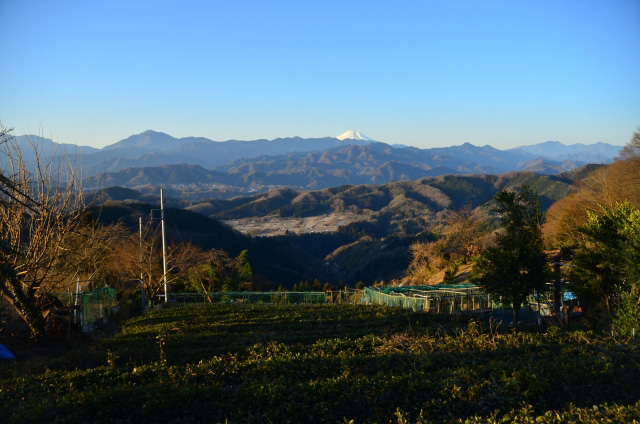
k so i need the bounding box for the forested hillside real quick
[89,201,331,288]
[189,170,579,220]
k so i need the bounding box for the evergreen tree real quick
[472,186,549,324]
[570,202,640,327]
[442,260,461,285]
[235,250,252,281]
[233,250,252,290]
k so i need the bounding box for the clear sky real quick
[1,0,638,149]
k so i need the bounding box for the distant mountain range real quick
[81,131,373,175]
[511,140,623,163]
[14,131,372,174]
[14,130,622,196]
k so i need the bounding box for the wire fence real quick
[363,285,496,314]
[168,287,495,314]
[170,291,328,305]
[168,289,367,305]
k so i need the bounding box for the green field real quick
[1,304,640,423]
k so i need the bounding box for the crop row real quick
[1,304,639,423]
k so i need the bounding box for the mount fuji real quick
[336,130,375,141]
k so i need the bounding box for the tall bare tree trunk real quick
[0,265,47,340]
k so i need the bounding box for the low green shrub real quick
[1,304,639,423]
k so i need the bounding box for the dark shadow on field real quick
[213,345,640,423]
[104,304,472,366]
[7,325,638,424]
[3,303,640,424]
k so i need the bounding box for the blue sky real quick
[1,0,638,149]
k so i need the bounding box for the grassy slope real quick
[1,304,639,423]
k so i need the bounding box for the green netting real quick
[364,286,495,313]
[375,284,478,295]
[82,287,118,327]
[52,287,118,328]
[170,291,328,305]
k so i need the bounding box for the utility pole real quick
[160,189,169,303]
[74,277,81,325]
[139,217,146,310]
[553,262,562,315]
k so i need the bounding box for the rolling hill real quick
[188,171,579,221]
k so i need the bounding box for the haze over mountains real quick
[14,130,622,198]
[511,140,622,163]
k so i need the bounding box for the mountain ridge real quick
[13,131,622,194]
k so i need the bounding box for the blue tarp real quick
[0,343,15,359]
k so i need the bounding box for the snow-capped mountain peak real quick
[336,130,374,141]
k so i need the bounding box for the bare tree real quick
[543,131,640,247]
[404,206,490,285]
[619,128,640,162]
[106,217,203,304]
[0,127,93,340]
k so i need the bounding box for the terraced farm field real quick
[1,304,639,423]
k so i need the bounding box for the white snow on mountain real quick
[336,130,374,141]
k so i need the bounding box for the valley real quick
[223,212,366,237]
[89,169,585,287]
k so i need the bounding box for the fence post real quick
[74,277,81,325]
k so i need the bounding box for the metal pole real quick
[160,189,169,303]
[553,262,562,315]
[139,217,146,310]
[74,277,81,324]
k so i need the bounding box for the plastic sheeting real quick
[0,343,15,359]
